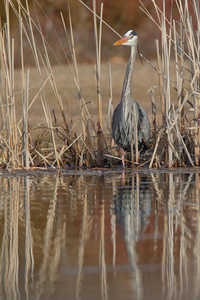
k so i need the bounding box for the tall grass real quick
[0,0,199,169]
[0,0,103,169]
[140,0,200,167]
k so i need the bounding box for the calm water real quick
[0,169,200,300]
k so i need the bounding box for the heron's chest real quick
[121,103,138,125]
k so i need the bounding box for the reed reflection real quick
[151,172,200,300]
[0,172,199,300]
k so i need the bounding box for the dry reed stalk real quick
[173,20,185,133]
[193,81,200,165]
[23,70,30,168]
[79,0,121,38]
[98,4,103,126]
[19,0,29,168]
[149,130,162,168]
[0,2,19,169]
[133,105,139,165]
[151,87,157,146]
[93,0,104,166]
[0,25,5,121]
[107,100,115,156]
[162,4,173,167]
[107,59,113,132]
[155,40,165,125]
[105,153,130,166]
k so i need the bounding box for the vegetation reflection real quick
[0,172,199,299]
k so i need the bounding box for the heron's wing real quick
[136,103,150,144]
[111,102,122,140]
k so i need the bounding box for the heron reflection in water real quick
[114,174,152,233]
[113,173,152,299]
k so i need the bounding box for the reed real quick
[0,0,97,169]
[0,0,199,169]
[140,0,200,167]
[93,0,104,166]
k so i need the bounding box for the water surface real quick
[0,170,200,300]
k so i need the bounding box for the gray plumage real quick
[112,30,150,156]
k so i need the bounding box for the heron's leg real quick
[120,148,125,168]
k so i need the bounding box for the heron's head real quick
[113,30,138,47]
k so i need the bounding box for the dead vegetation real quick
[0,0,199,170]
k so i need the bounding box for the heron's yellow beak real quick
[113,36,130,46]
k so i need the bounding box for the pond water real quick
[0,169,200,300]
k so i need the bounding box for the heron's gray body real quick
[112,30,150,153]
[112,98,150,151]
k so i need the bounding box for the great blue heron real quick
[112,30,150,168]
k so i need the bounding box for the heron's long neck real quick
[121,40,137,103]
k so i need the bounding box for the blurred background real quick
[0,0,176,66]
